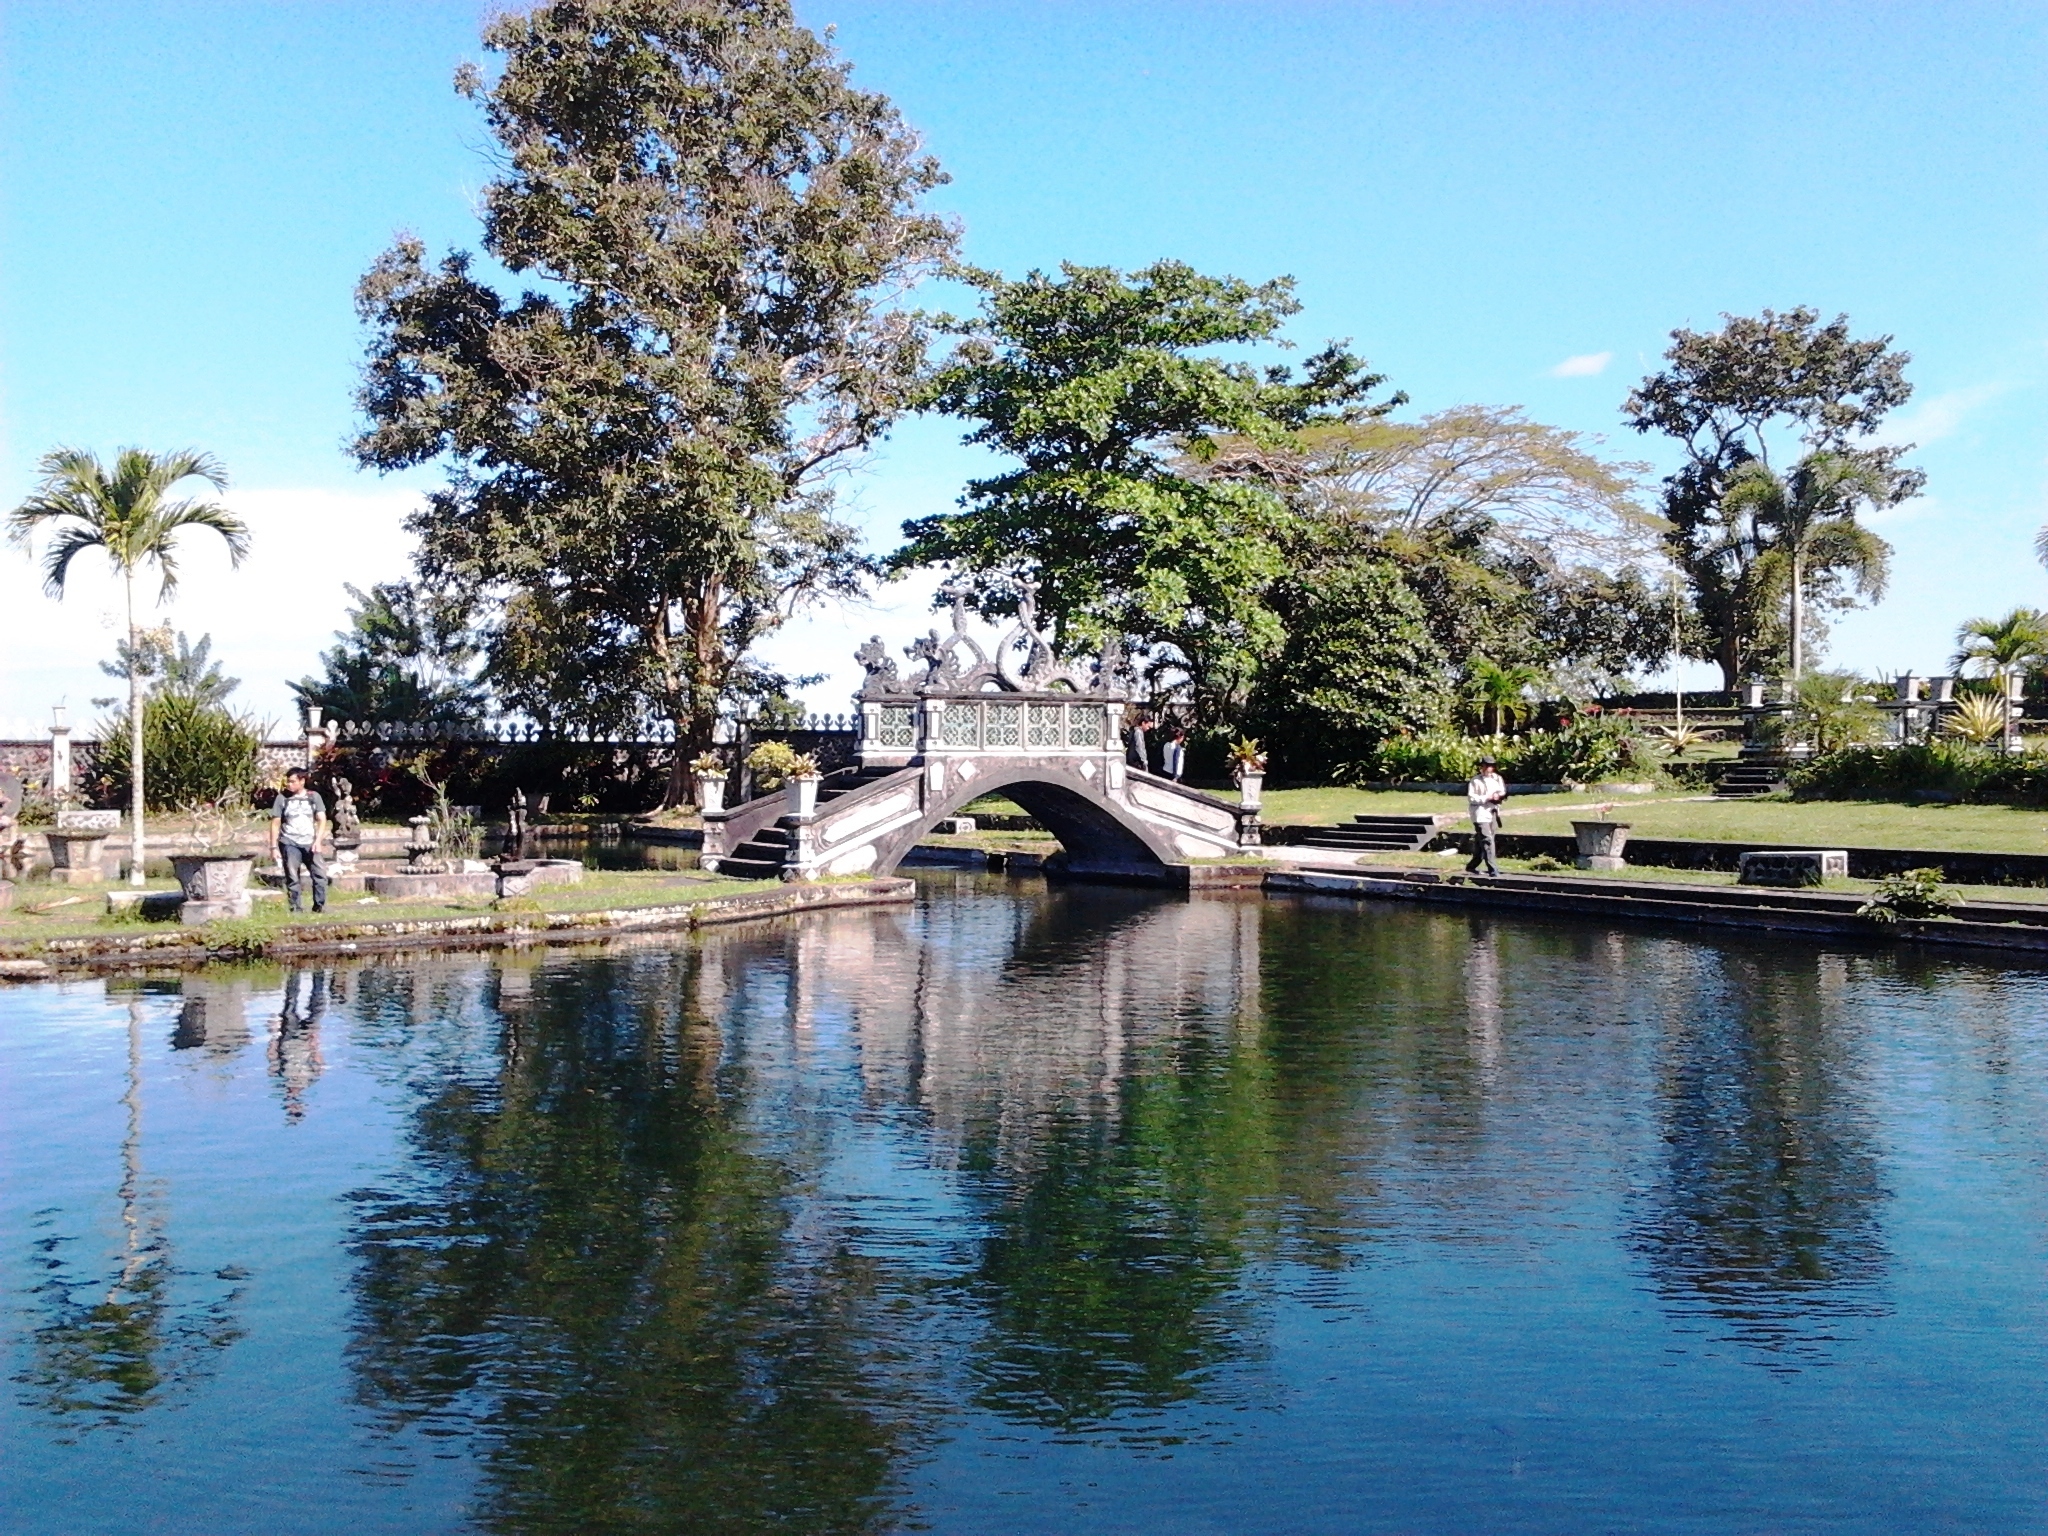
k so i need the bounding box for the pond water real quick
[4,875,2047,1534]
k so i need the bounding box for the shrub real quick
[1373,731,1479,784]
[745,739,807,791]
[1858,867,1955,924]
[1790,742,2048,804]
[96,689,263,810]
[1499,720,1645,785]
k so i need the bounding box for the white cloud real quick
[1,485,421,736]
[1549,351,1613,379]
[1872,382,2008,448]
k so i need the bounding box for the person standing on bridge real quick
[1161,726,1188,782]
[1466,754,1506,877]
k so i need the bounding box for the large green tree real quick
[353,0,955,799]
[894,260,1395,729]
[8,448,247,885]
[1623,307,1921,686]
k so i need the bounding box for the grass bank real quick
[0,868,788,958]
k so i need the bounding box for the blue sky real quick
[3,1,2043,731]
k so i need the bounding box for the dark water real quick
[5,876,2047,1535]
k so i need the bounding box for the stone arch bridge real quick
[702,605,1260,882]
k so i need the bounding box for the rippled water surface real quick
[5,875,2048,1534]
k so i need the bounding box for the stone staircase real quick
[713,765,909,880]
[1714,760,1789,799]
[1297,813,1449,854]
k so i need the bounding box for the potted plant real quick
[783,753,824,819]
[170,794,257,914]
[1228,737,1267,810]
[1570,805,1631,870]
[690,751,728,814]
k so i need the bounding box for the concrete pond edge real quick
[0,877,916,983]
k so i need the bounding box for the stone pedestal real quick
[1572,820,1631,871]
[495,858,584,899]
[181,894,254,926]
[45,830,111,884]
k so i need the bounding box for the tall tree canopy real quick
[894,260,1395,728]
[1216,407,1676,731]
[353,0,956,794]
[1623,307,1920,686]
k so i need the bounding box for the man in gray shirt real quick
[270,768,329,914]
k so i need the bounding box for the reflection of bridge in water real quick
[703,599,1261,882]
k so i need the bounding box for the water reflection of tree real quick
[343,946,927,1535]
[1630,949,1890,1361]
[18,990,244,1430]
[890,887,1287,1433]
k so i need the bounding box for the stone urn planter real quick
[44,829,112,885]
[786,773,823,820]
[170,853,256,924]
[1233,771,1264,812]
[696,772,727,815]
[1571,820,1631,871]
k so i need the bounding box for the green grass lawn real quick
[1497,795,2048,854]
[0,867,775,951]
[1326,849,2048,906]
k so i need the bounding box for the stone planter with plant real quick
[1228,738,1267,811]
[691,751,728,814]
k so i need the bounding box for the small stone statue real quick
[0,770,19,892]
[329,776,363,873]
[504,786,528,859]
[855,636,902,697]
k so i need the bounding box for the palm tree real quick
[1951,609,2047,752]
[1720,452,1892,681]
[1463,655,1544,736]
[8,449,247,886]
[1952,607,2048,677]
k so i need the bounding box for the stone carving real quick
[0,771,20,883]
[855,637,901,699]
[862,588,1127,701]
[330,777,363,873]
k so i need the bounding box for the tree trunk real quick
[1789,548,1806,681]
[126,569,146,887]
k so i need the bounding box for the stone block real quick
[56,808,121,832]
[1738,849,1849,887]
[180,895,253,925]
[495,859,585,898]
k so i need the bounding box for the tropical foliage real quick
[294,581,488,726]
[7,446,248,882]
[1717,453,1894,679]
[1789,740,2048,804]
[95,691,263,812]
